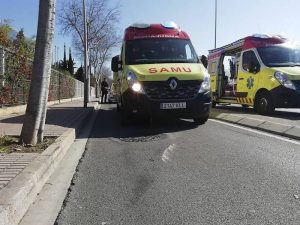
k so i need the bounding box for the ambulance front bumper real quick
[121,89,211,119]
[270,86,300,108]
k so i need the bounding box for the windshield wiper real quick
[165,59,194,63]
[291,63,300,66]
[133,58,194,64]
[268,62,300,67]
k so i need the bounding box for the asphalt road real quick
[56,104,300,225]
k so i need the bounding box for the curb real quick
[0,101,99,225]
[211,113,300,141]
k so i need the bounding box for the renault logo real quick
[169,79,177,90]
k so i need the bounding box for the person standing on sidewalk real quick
[101,77,109,103]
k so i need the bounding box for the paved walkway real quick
[0,100,98,136]
[211,105,300,140]
[0,99,98,190]
[0,153,38,189]
[212,105,300,127]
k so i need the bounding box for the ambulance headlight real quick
[132,83,142,92]
[274,71,296,90]
[199,74,211,93]
[127,71,144,93]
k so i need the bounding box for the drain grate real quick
[119,135,160,142]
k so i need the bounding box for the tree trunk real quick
[20,0,56,145]
[95,80,99,98]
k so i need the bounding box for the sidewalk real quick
[210,105,300,140]
[0,99,99,225]
[0,100,97,136]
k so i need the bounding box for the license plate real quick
[160,102,186,109]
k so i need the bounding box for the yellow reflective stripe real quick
[237,98,254,105]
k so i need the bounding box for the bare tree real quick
[20,0,56,145]
[59,0,120,101]
[58,0,120,56]
[89,34,120,97]
[101,66,112,80]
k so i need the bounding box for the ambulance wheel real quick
[120,100,132,126]
[212,101,217,108]
[193,116,208,125]
[255,92,275,115]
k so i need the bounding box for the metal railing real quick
[0,45,93,107]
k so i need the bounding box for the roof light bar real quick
[273,34,288,40]
[252,34,272,39]
[161,21,179,29]
[252,34,287,40]
[130,23,150,29]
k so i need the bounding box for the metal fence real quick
[0,45,93,107]
[49,69,84,102]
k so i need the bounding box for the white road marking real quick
[162,144,176,162]
[209,119,300,146]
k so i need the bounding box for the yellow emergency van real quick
[111,22,211,124]
[208,34,300,115]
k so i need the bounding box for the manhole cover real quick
[119,135,160,142]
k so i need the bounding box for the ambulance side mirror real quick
[111,55,121,72]
[199,55,208,68]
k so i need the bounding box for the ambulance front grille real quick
[142,80,202,100]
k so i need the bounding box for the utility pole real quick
[214,0,217,49]
[83,0,90,107]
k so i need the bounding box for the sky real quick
[1,0,300,67]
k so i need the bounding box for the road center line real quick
[209,119,300,146]
[162,144,176,162]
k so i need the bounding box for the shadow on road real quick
[0,107,90,126]
[90,105,200,139]
[0,106,95,137]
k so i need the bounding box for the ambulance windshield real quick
[257,46,300,67]
[125,38,199,65]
